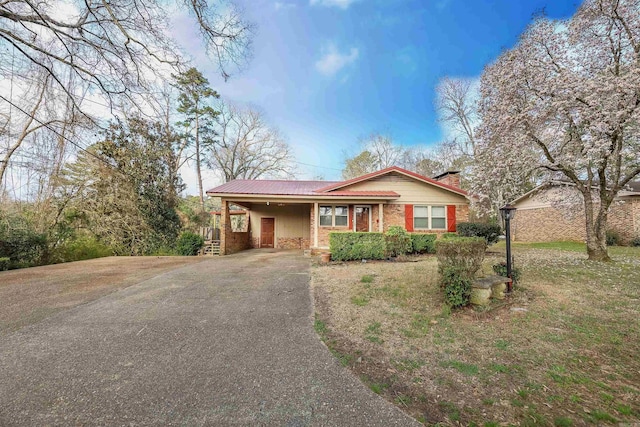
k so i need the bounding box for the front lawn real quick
[311,244,640,426]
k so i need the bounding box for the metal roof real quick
[207,180,339,196]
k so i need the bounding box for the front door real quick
[355,206,371,232]
[260,218,275,248]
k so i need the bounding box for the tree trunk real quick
[583,191,611,262]
[195,112,204,211]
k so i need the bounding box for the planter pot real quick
[320,253,331,263]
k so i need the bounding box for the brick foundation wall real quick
[318,226,350,247]
[608,200,637,244]
[225,231,251,254]
[513,200,638,244]
[250,237,260,249]
[383,204,404,231]
[456,204,470,224]
[220,200,251,255]
[277,237,310,249]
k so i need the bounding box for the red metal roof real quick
[206,166,467,198]
[207,180,339,196]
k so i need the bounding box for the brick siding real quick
[513,199,638,244]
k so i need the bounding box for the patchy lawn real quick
[311,244,640,426]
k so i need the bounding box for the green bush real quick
[492,261,522,284]
[457,222,501,245]
[435,237,487,280]
[441,232,458,239]
[410,233,437,254]
[55,235,113,262]
[385,226,412,257]
[329,232,386,261]
[175,232,205,256]
[0,257,9,271]
[605,230,620,246]
[632,236,640,247]
[440,267,472,309]
[0,224,48,268]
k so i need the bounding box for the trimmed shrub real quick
[410,233,437,254]
[0,257,9,271]
[175,232,205,256]
[457,222,501,245]
[329,232,386,261]
[440,266,472,308]
[605,230,620,246]
[435,237,487,280]
[492,261,522,284]
[441,232,458,239]
[385,226,412,257]
[632,236,640,247]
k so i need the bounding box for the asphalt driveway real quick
[0,250,418,426]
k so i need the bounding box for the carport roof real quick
[207,180,339,196]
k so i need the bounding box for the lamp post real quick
[499,204,517,293]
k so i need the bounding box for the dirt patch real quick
[0,256,207,334]
[311,248,640,426]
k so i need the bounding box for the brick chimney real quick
[433,171,461,189]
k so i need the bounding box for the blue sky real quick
[174,0,580,189]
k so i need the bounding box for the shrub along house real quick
[206,166,470,255]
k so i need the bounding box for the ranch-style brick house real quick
[206,166,470,255]
[511,180,640,245]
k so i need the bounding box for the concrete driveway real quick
[0,250,418,426]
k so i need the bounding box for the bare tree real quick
[208,102,293,182]
[0,0,253,114]
[436,77,478,157]
[342,133,408,179]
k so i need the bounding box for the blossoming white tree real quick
[474,0,640,261]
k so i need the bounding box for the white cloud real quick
[315,45,359,76]
[309,0,359,10]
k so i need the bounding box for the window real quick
[414,205,446,230]
[431,206,446,229]
[319,206,333,226]
[335,206,348,226]
[319,205,349,227]
[414,206,429,229]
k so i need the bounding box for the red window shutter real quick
[447,205,457,232]
[405,205,414,232]
[349,205,354,230]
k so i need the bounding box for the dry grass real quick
[311,245,640,426]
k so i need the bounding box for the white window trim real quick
[319,204,349,227]
[414,205,447,230]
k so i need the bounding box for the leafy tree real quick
[342,150,379,179]
[174,68,220,210]
[475,0,640,261]
[59,117,182,255]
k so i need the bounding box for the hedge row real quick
[411,233,437,254]
[329,232,386,261]
[329,230,438,261]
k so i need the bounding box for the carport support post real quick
[220,199,231,255]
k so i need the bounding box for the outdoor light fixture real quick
[499,204,517,293]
